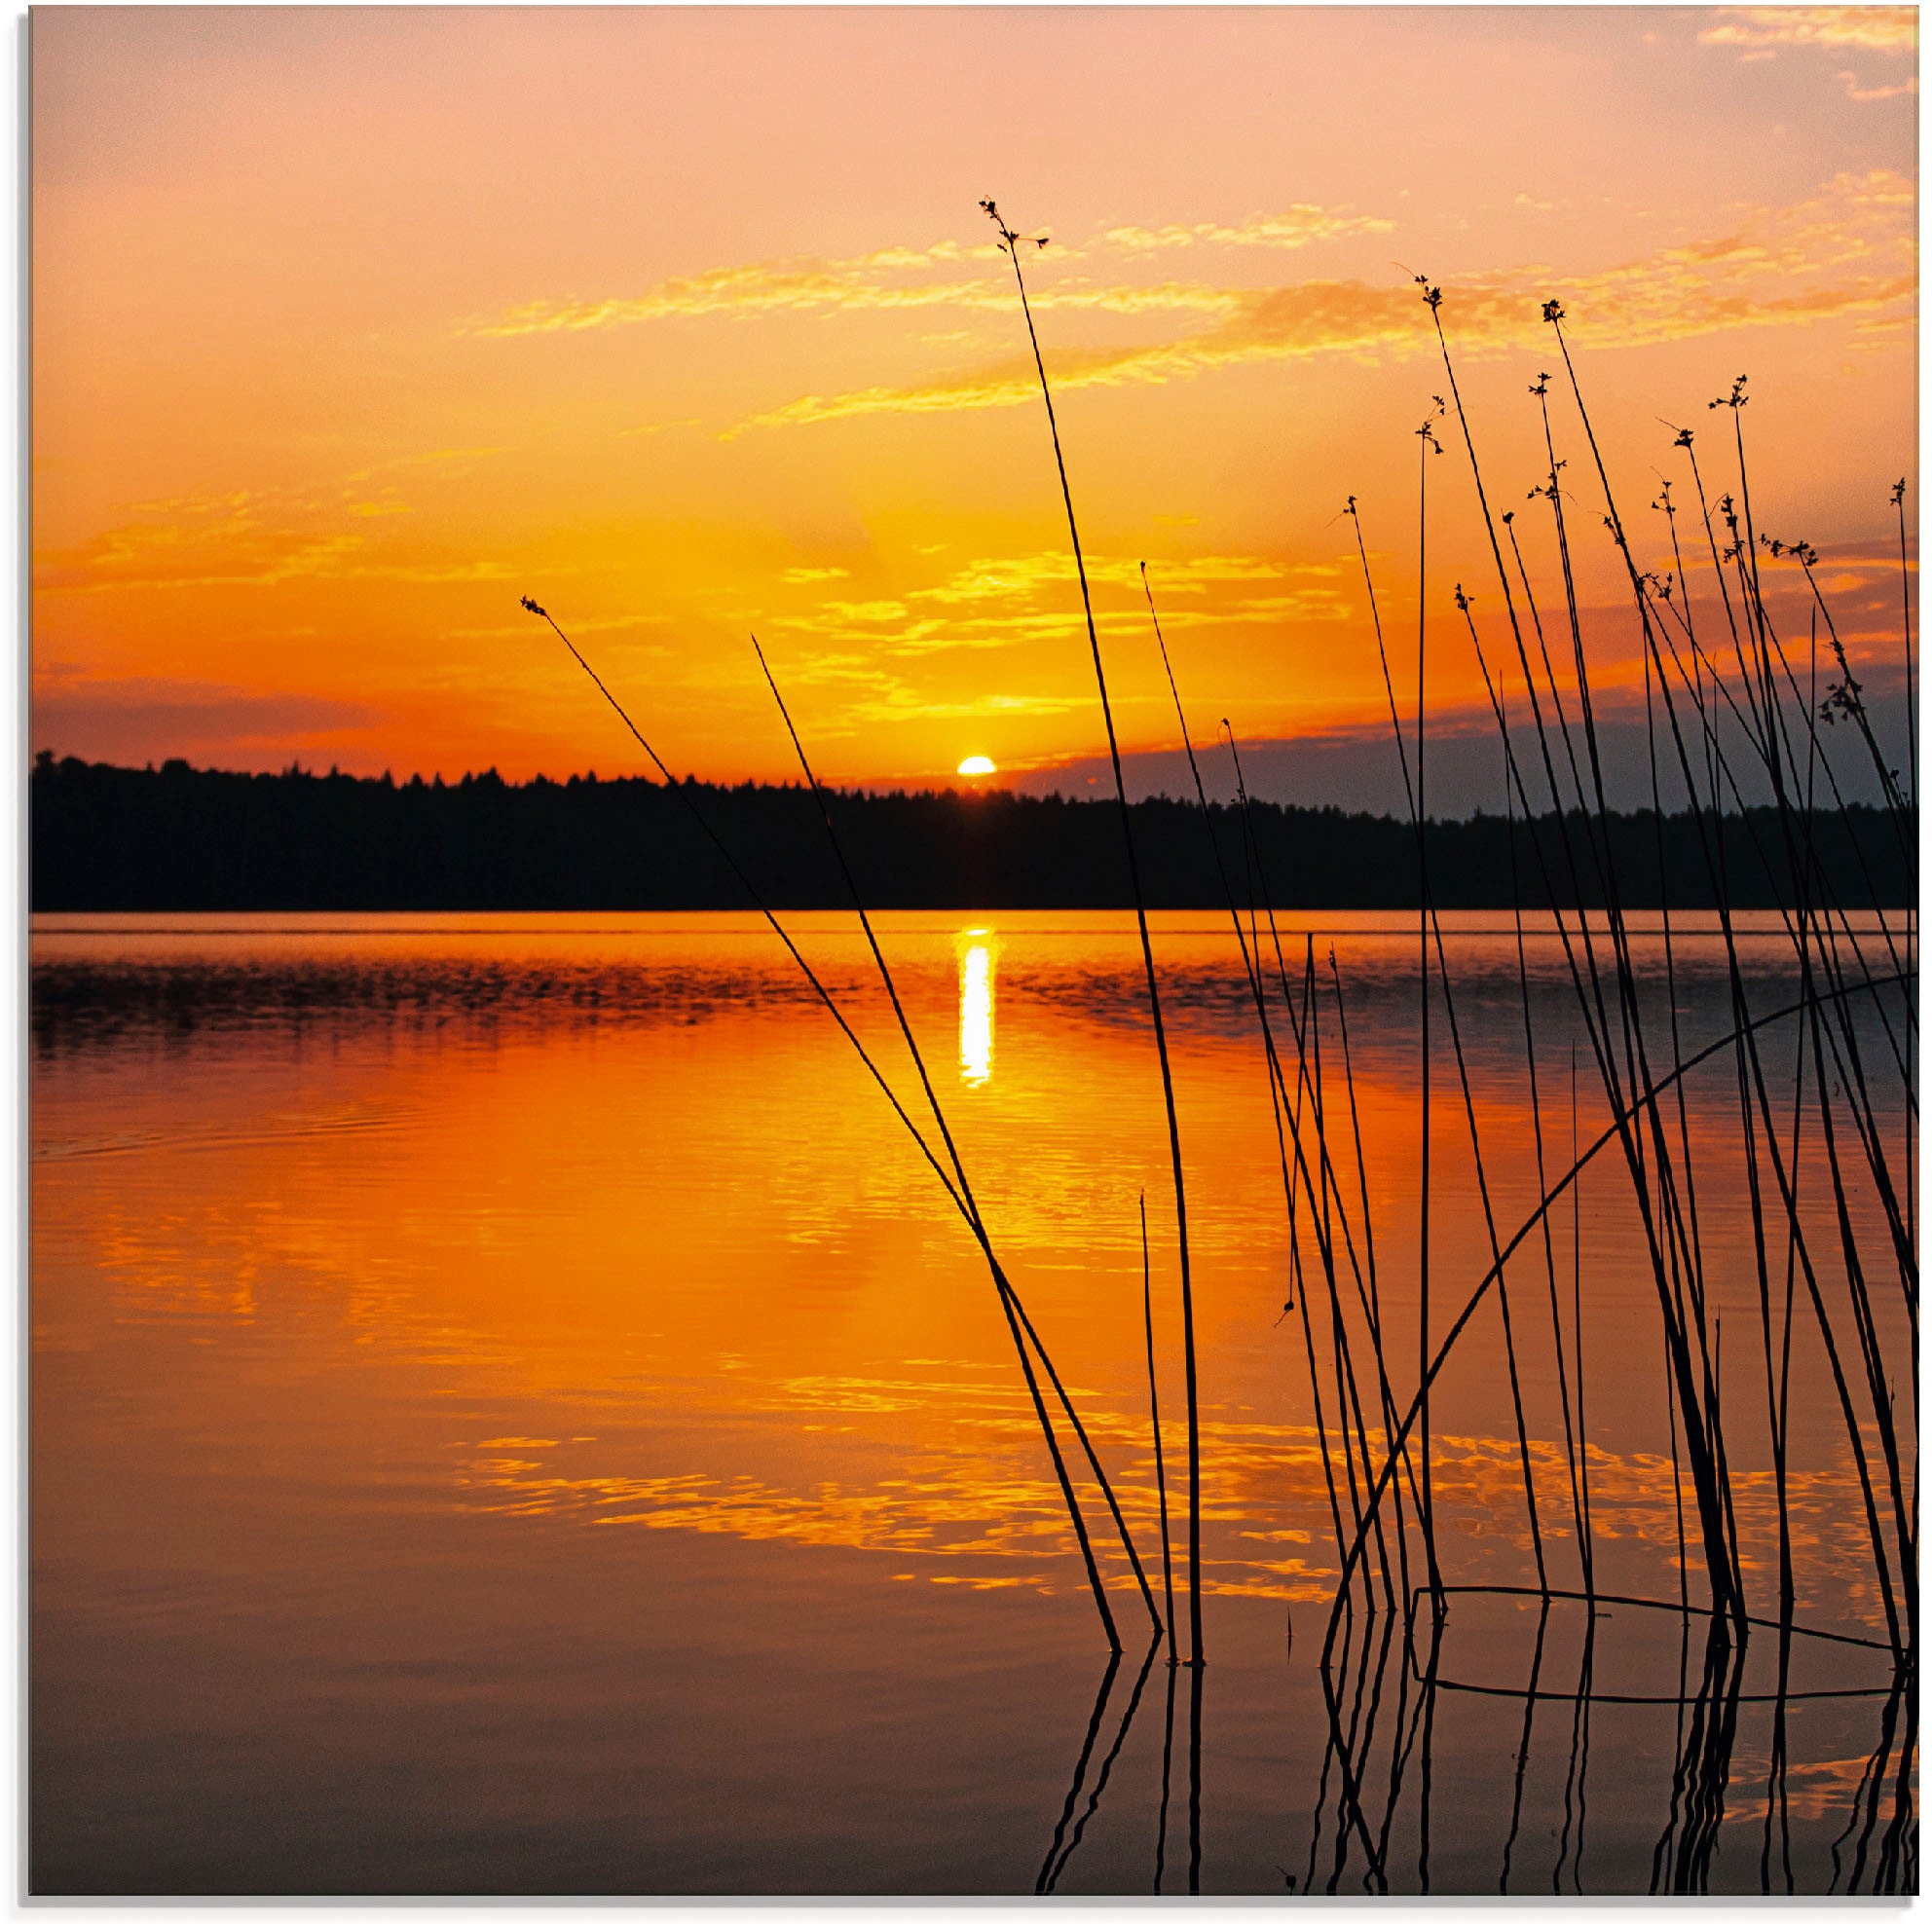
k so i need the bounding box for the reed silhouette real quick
[521,595,1157,1651]
[985,196,1206,1672]
[753,635,1162,1644]
[504,210,1914,1893]
[1289,275,1913,1893]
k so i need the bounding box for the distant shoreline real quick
[31,754,1915,912]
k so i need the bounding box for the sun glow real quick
[958,932,994,1087]
[956,756,996,778]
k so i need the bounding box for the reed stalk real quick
[1142,565,1401,1608]
[531,597,1131,1647]
[984,197,1206,1667]
[754,637,1163,1638]
[1141,1192,1177,1653]
[1415,402,1442,1609]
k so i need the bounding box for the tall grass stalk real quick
[530,596,1132,1647]
[1141,1192,1177,1653]
[1548,314,1910,1641]
[754,637,1163,1639]
[1428,294,1743,1627]
[1345,491,1545,1587]
[1499,647,1593,1590]
[985,197,1204,1666]
[1143,565,1401,1608]
[1320,961,1909,1660]
[1415,401,1443,1608]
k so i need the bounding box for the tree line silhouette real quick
[30,753,1913,911]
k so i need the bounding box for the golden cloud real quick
[727,170,1916,434]
[1699,6,1916,53]
[464,205,1389,340]
[41,455,530,597]
[758,548,1352,666]
[1097,205,1395,253]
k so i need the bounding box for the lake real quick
[30,909,1915,1894]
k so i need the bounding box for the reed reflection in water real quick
[29,910,1914,1894]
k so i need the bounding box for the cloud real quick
[32,674,382,766]
[726,170,1916,434]
[833,686,1096,731]
[464,204,1389,341]
[722,646,1100,739]
[1096,205,1393,253]
[760,548,1352,658]
[728,361,1050,434]
[1836,67,1918,98]
[1006,672,1913,816]
[472,266,1243,340]
[36,517,515,594]
[1699,7,1916,54]
[467,244,1012,338]
[36,464,523,595]
[908,551,1295,605]
[38,524,371,594]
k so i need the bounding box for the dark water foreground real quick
[30,911,1915,1893]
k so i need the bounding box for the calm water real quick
[30,910,1915,1894]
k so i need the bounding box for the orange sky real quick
[31,5,1918,790]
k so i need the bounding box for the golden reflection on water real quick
[957,928,994,1087]
[29,911,1913,1891]
[30,909,1908,1628]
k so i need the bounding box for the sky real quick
[31,4,1919,802]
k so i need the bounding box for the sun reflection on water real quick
[957,929,994,1086]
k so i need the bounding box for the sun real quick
[956,755,996,778]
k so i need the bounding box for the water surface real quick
[31,910,1914,1893]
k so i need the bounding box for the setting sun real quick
[956,756,996,778]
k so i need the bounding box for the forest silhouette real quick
[31,753,1913,911]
